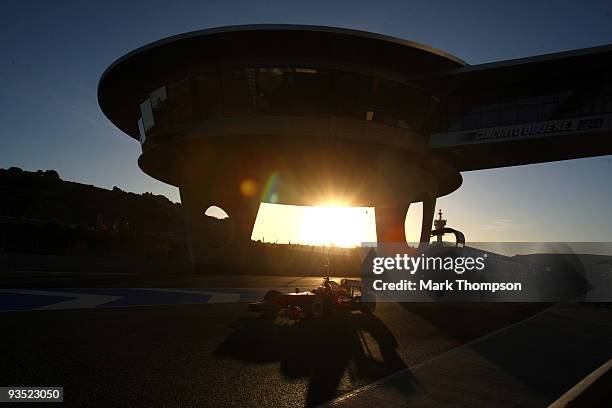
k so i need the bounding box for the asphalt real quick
[330,303,612,407]
[0,272,560,407]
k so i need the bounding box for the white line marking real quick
[138,288,241,303]
[0,286,275,312]
[548,358,612,408]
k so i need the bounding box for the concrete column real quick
[218,199,260,266]
[179,186,260,271]
[375,203,409,244]
[419,195,436,249]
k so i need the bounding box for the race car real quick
[248,277,376,320]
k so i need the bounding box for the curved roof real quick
[98,24,466,138]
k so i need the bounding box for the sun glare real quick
[251,203,377,247]
[251,201,430,247]
[299,204,369,247]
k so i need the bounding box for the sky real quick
[1,0,611,244]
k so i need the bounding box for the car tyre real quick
[359,296,376,314]
[309,297,325,318]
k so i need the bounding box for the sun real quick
[299,202,368,247]
[251,202,377,247]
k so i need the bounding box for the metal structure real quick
[98,25,612,268]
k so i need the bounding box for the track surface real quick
[0,273,547,407]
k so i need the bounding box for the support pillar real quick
[375,204,409,244]
[179,186,260,271]
[419,195,436,249]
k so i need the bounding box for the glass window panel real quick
[557,99,582,117]
[137,118,146,144]
[288,69,331,117]
[499,108,516,125]
[169,79,193,124]
[194,73,223,119]
[538,103,558,121]
[481,89,500,111]
[516,85,537,106]
[150,86,167,108]
[462,92,481,114]
[448,95,463,115]
[481,110,499,128]
[497,87,516,110]
[222,70,255,117]
[447,116,462,131]
[516,105,538,123]
[558,90,574,104]
[581,79,601,98]
[332,71,371,120]
[256,67,292,115]
[369,78,402,126]
[463,112,481,129]
[139,99,155,132]
[370,78,399,110]
[524,93,538,106]
[582,97,602,116]
[537,89,558,104]
[134,68,446,132]
[150,86,170,127]
[396,85,431,131]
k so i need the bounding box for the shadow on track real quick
[398,302,612,401]
[398,303,549,342]
[215,312,413,406]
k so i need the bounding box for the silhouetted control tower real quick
[98,25,612,269]
[433,210,447,244]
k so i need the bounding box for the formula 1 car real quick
[248,277,376,320]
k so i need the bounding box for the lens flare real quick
[239,179,258,197]
[261,172,279,203]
